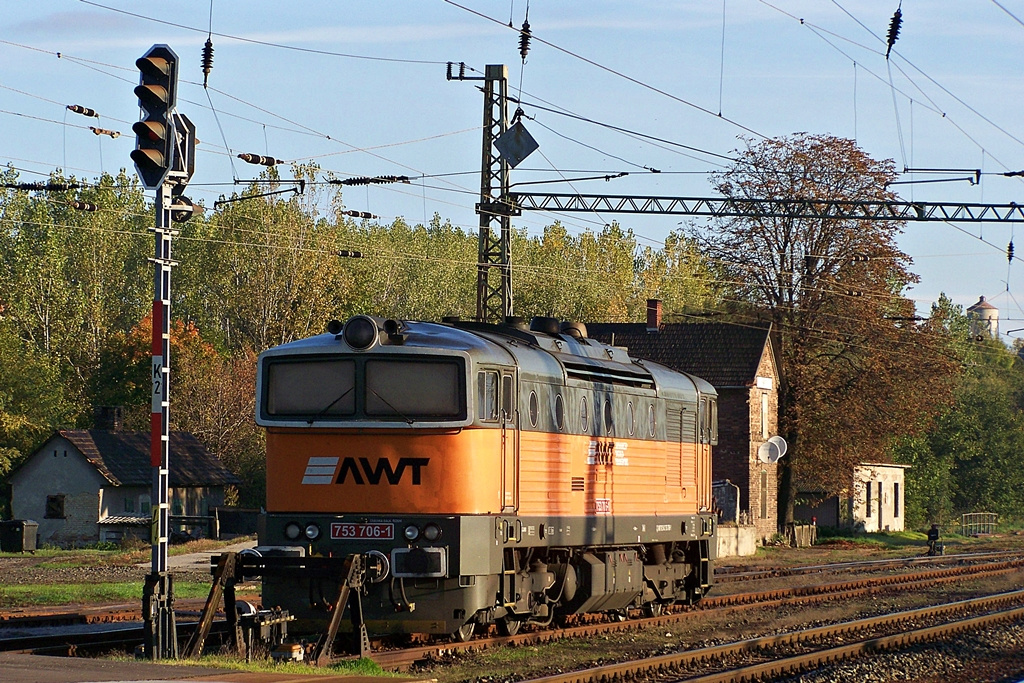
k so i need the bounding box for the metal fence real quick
[960,512,998,536]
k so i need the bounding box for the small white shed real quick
[850,463,909,533]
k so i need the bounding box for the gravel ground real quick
[777,620,1024,683]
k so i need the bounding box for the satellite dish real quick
[758,436,788,464]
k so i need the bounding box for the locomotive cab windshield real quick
[260,354,468,425]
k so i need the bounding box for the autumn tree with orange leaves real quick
[692,134,962,525]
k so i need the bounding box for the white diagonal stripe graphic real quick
[302,456,339,485]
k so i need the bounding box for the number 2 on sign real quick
[152,357,163,412]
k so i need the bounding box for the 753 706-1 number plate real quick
[331,523,394,540]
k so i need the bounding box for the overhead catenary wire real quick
[440,0,770,141]
[4,5,1019,284]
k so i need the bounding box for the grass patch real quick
[0,536,256,567]
[138,654,399,678]
[0,581,211,608]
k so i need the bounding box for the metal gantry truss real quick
[508,193,1024,223]
[461,65,1023,322]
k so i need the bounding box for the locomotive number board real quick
[331,523,395,540]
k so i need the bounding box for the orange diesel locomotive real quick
[255,314,716,639]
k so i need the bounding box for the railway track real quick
[514,589,1024,683]
[2,552,1021,669]
[367,556,1024,670]
[712,548,1024,583]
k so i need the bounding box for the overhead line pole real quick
[451,63,513,322]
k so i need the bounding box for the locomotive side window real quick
[477,371,499,421]
[699,398,709,443]
[710,398,719,442]
[528,391,539,427]
[366,359,462,418]
[580,396,589,432]
[603,399,613,433]
[266,359,355,416]
[501,374,514,421]
[626,401,635,436]
[648,404,656,437]
[554,393,565,431]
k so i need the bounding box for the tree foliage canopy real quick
[0,164,717,506]
[692,134,961,519]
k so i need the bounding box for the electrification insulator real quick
[846,290,863,297]
[237,153,282,166]
[518,19,532,61]
[852,254,871,262]
[1009,241,1015,262]
[342,210,376,219]
[885,7,902,59]
[338,249,363,258]
[337,175,410,186]
[90,126,120,139]
[71,200,97,211]
[67,104,98,117]
[202,37,214,87]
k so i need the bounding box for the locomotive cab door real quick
[696,396,713,511]
[500,371,519,513]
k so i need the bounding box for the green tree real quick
[0,321,77,477]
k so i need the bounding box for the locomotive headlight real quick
[403,524,420,541]
[343,316,378,350]
[423,523,442,541]
[305,523,321,540]
[284,522,302,540]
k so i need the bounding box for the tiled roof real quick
[58,430,241,488]
[585,322,774,388]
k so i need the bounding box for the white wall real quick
[850,464,908,533]
[10,435,106,546]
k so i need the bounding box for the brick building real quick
[588,301,781,541]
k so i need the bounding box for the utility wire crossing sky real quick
[1,1,1023,332]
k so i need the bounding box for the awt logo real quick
[300,455,429,486]
[337,456,429,485]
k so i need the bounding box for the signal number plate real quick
[331,523,394,540]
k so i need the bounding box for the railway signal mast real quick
[131,44,197,661]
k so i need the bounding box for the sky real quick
[2,1,1023,335]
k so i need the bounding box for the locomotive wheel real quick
[497,617,522,636]
[609,609,629,622]
[643,602,664,618]
[452,622,476,642]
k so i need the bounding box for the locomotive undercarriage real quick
[258,513,714,640]
[259,544,711,640]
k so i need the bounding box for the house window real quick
[865,482,872,517]
[894,482,900,517]
[760,392,769,440]
[45,494,66,519]
[172,498,184,515]
[124,497,135,513]
[760,470,768,519]
[139,494,151,515]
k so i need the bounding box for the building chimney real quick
[646,299,662,333]
[94,406,124,431]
